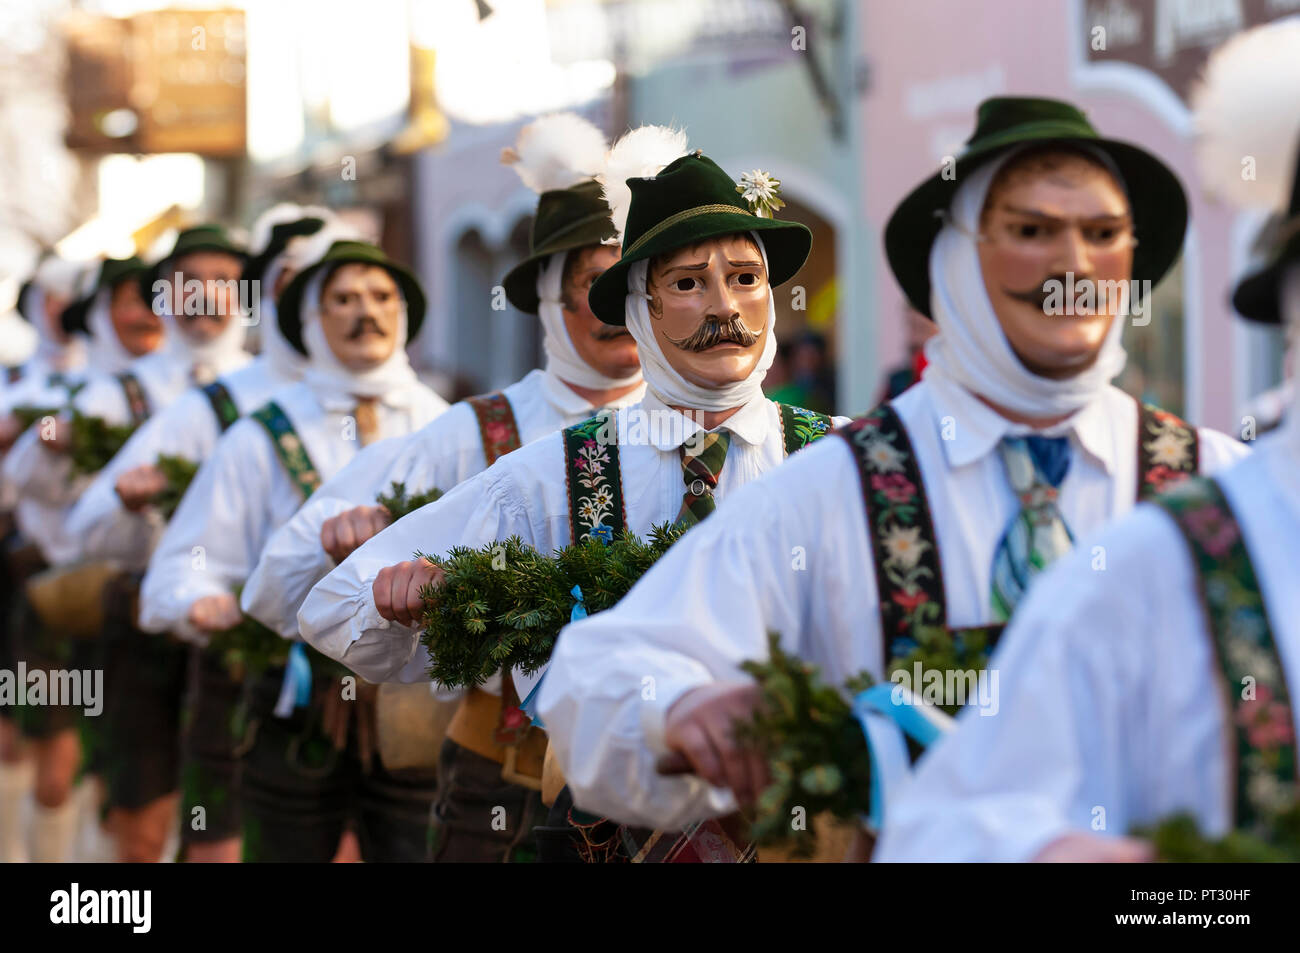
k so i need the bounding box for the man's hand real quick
[188,593,244,634]
[0,414,22,452]
[662,682,769,808]
[1033,832,1154,863]
[115,463,168,512]
[321,505,391,563]
[372,558,443,628]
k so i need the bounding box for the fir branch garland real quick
[154,453,200,520]
[10,405,60,432]
[205,604,288,682]
[738,633,874,855]
[1135,807,1300,862]
[68,409,137,476]
[376,480,443,521]
[416,523,686,688]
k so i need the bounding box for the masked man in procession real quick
[238,114,646,861]
[5,225,255,862]
[533,96,1247,853]
[299,125,846,863]
[876,21,1300,864]
[64,206,333,862]
[0,253,98,863]
[138,232,449,862]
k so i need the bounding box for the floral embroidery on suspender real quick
[116,371,152,426]
[466,391,523,466]
[562,411,624,544]
[1137,400,1199,499]
[201,380,240,433]
[776,402,834,456]
[837,406,1002,704]
[250,401,322,501]
[1157,477,1296,836]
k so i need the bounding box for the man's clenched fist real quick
[662,681,768,808]
[115,463,168,512]
[321,505,391,563]
[372,558,443,628]
[188,593,244,633]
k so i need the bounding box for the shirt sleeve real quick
[874,505,1209,861]
[63,398,209,567]
[536,445,857,831]
[139,420,277,642]
[1196,425,1251,475]
[298,460,533,683]
[241,435,413,640]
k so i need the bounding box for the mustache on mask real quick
[664,314,762,353]
[347,316,387,340]
[591,325,631,341]
[1002,275,1075,312]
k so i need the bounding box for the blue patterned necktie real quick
[990,435,1074,622]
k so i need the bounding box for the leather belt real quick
[445,686,547,789]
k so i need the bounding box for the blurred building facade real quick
[11,0,1294,428]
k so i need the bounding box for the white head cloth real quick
[256,253,308,381]
[623,231,777,412]
[536,251,642,390]
[23,284,86,372]
[85,288,142,375]
[922,146,1131,418]
[299,266,422,405]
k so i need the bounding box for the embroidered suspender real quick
[562,411,625,544]
[1156,478,1295,837]
[1136,400,1199,500]
[116,371,151,426]
[836,406,1003,683]
[250,401,322,501]
[202,380,240,433]
[776,402,834,456]
[466,392,523,466]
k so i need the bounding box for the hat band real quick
[536,210,614,253]
[624,203,752,258]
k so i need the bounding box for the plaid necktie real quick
[352,396,381,446]
[990,435,1074,622]
[674,430,731,528]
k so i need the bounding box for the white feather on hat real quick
[1192,19,1300,210]
[283,221,367,275]
[597,125,690,247]
[248,203,336,256]
[501,113,610,195]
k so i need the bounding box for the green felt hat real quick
[588,152,812,325]
[1232,143,1300,325]
[276,240,426,354]
[242,216,327,286]
[144,224,248,293]
[502,180,616,314]
[884,96,1188,318]
[61,256,149,336]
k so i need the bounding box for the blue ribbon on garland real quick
[273,643,314,718]
[851,683,954,828]
[519,585,589,728]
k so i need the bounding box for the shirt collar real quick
[633,388,777,451]
[540,367,646,416]
[926,364,1118,475]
